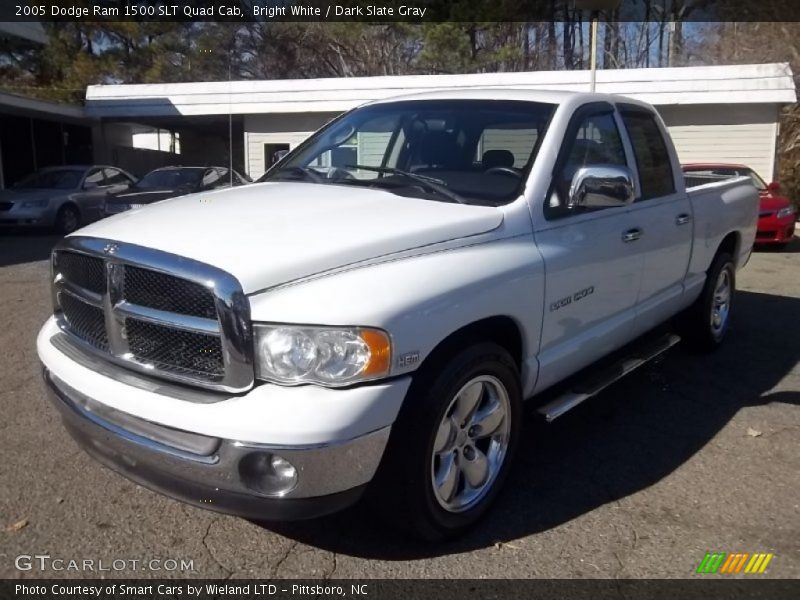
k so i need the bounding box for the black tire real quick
[54,205,80,235]
[677,252,735,352]
[369,342,522,540]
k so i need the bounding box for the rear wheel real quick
[371,342,521,540]
[678,252,735,352]
[54,205,80,235]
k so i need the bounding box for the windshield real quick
[258,99,556,206]
[16,169,82,190]
[137,168,203,189]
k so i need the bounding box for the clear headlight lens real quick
[254,324,392,386]
[22,199,49,208]
[776,206,796,219]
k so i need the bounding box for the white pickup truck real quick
[38,90,758,539]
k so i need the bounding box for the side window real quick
[547,111,627,218]
[477,126,540,168]
[216,168,242,187]
[103,168,130,186]
[620,110,675,200]
[202,168,224,188]
[307,115,394,178]
[352,120,394,174]
[83,168,105,189]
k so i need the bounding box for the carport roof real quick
[84,62,797,119]
[0,91,89,123]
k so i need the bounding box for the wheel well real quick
[421,316,524,374]
[717,232,739,264]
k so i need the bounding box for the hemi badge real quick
[397,352,420,368]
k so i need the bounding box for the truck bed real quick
[687,176,759,273]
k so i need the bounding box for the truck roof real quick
[367,88,654,110]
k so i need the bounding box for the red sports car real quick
[683,163,796,246]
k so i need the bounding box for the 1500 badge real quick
[550,286,595,312]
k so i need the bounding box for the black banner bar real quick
[1,580,799,600]
[4,0,800,23]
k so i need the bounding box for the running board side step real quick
[537,333,681,422]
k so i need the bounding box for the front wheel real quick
[54,205,80,235]
[371,342,522,540]
[677,252,735,352]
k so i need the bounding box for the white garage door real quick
[657,104,779,181]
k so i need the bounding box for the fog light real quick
[239,452,298,496]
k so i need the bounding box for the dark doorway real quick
[0,115,93,188]
[264,143,290,168]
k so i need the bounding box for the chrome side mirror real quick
[568,165,635,209]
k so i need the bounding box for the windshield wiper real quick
[345,165,466,204]
[268,166,324,183]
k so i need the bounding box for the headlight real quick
[776,206,796,219]
[254,324,392,386]
[22,199,49,208]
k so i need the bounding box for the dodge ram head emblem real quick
[103,243,119,255]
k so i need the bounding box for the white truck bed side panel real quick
[686,178,759,280]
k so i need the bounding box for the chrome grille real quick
[58,292,109,351]
[55,252,106,295]
[126,319,224,380]
[51,237,253,393]
[123,266,217,319]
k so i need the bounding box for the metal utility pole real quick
[574,0,622,92]
[590,14,599,92]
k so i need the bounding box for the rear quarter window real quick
[620,110,675,200]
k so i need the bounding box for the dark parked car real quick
[104,166,249,216]
[0,165,136,233]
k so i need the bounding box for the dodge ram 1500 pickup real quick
[37,90,759,539]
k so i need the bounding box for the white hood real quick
[74,182,504,293]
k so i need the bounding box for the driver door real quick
[532,103,644,393]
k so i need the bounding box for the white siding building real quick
[85,63,796,181]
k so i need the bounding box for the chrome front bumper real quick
[43,369,391,520]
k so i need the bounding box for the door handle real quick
[622,228,643,243]
[675,213,692,226]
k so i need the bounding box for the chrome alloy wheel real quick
[430,375,511,513]
[710,267,732,337]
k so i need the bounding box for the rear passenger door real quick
[618,105,693,334]
[533,103,644,393]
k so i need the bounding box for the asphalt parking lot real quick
[0,232,797,579]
